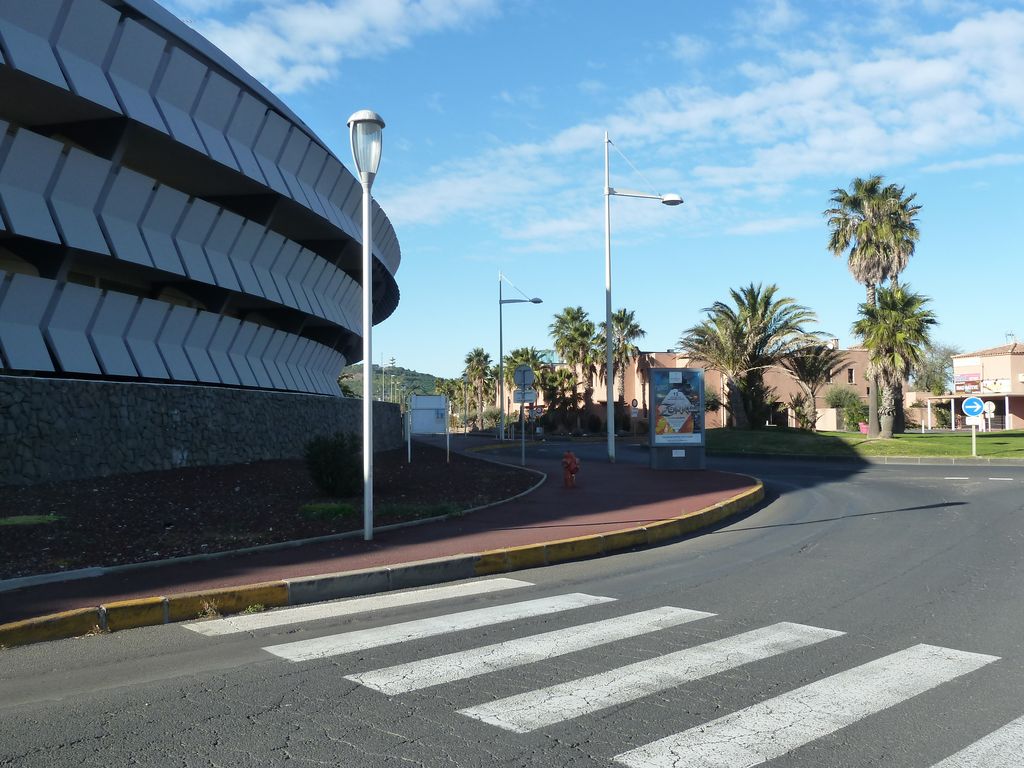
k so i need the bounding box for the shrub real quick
[586,413,602,433]
[301,502,358,520]
[824,387,866,431]
[304,433,361,497]
[789,393,815,430]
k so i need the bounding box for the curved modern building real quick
[0,0,400,395]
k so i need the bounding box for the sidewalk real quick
[0,448,762,643]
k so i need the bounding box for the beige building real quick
[613,345,874,430]
[942,343,1024,429]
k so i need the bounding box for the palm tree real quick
[826,175,921,436]
[852,285,936,439]
[463,347,491,431]
[504,347,545,421]
[538,367,579,431]
[782,344,848,431]
[549,306,596,429]
[598,308,647,416]
[678,283,821,429]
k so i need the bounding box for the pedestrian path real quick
[183,578,1019,767]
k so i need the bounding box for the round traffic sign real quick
[962,396,985,417]
[984,401,996,415]
[513,364,536,388]
[631,398,638,408]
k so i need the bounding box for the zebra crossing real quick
[220,578,1019,766]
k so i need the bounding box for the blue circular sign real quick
[962,396,985,417]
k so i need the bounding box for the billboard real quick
[649,368,704,446]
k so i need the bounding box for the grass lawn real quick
[706,428,1024,459]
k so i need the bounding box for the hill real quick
[340,364,438,401]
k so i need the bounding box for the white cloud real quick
[726,216,817,235]
[191,0,499,93]
[922,152,1024,172]
[381,7,1024,253]
[670,33,710,61]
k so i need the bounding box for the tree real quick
[463,347,492,431]
[911,342,961,395]
[549,306,596,430]
[851,285,936,439]
[782,344,848,431]
[538,367,579,431]
[826,176,921,435]
[598,308,647,413]
[678,283,820,429]
[504,347,545,420]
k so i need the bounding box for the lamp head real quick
[347,109,385,184]
[530,298,543,304]
[660,193,684,206]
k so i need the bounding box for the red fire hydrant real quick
[562,450,580,488]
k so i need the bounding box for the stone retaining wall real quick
[0,375,402,486]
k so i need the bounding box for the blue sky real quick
[162,0,1024,379]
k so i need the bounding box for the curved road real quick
[2,451,1023,767]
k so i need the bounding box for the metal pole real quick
[604,131,615,463]
[972,423,977,456]
[520,402,526,466]
[498,272,505,441]
[361,181,374,541]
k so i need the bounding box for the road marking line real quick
[945,477,970,480]
[262,593,615,662]
[930,714,1024,767]
[614,643,999,768]
[183,578,534,636]
[988,477,1014,481]
[347,606,715,695]
[459,621,843,733]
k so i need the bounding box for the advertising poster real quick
[650,368,704,445]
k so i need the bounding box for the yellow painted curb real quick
[600,527,649,553]
[0,607,102,649]
[503,543,548,570]
[103,596,167,632]
[166,581,288,622]
[474,550,510,576]
[545,534,605,564]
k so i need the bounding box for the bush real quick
[789,393,814,430]
[304,433,361,497]
[586,413,602,433]
[824,386,866,431]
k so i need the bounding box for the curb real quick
[0,479,763,650]
[0,462,548,595]
[709,451,1024,466]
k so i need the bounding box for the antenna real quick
[1007,331,1017,343]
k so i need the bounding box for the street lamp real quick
[603,131,682,463]
[347,108,384,541]
[498,271,542,440]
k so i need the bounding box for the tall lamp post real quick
[498,271,542,440]
[348,109,384,541]
[603,131,683,463]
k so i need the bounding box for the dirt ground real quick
[0,445,537,580]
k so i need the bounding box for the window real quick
[847,368,855,384]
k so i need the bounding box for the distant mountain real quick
[340,364,438,401]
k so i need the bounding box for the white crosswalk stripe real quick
[614,643,1000,768]
[184,577,533,636]
[262,592,615,662]
[346,606,715,695]
[929,715,1024,767]
[458,621,844,733]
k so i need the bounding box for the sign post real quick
[513,365,537,467]
[962,396,984,457]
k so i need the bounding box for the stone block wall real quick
[0,375,402,486]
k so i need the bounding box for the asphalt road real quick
[2,453,1023,767]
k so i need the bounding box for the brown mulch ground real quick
[0,445,537,580]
